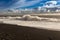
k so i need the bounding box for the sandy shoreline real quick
[0,19,60,31]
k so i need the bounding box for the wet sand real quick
[0,23,60,40]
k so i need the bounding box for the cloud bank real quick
[0,0,60,10]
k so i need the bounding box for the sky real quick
[0,0,60,10]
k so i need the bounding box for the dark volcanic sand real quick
[0,23,60,40]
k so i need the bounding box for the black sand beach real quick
[0,23,60,40]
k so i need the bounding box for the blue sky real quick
[0,0,60,10]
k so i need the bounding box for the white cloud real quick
[43,1,58,8]
[46,1,57,5]
[9,0,41,9]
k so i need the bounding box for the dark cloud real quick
[0,0,19,9]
